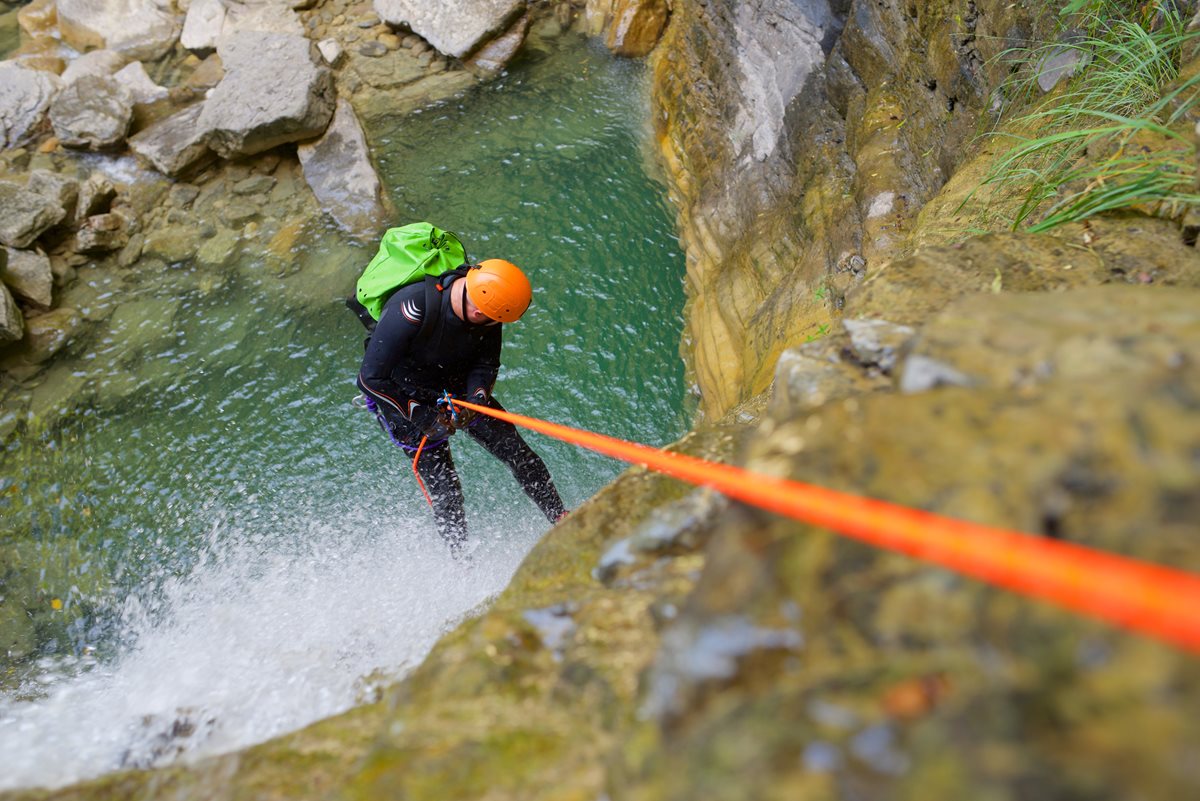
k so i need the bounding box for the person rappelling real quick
[349,222,567,555]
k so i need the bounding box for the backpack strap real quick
[414,267,469,349]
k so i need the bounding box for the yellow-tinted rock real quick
[605,0,668,58]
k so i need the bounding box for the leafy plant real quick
[967,0,1200,232]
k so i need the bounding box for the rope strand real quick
[451,397,1200,656]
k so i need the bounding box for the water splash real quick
[0,512,540,791]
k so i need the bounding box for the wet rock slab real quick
[373,0,525,58]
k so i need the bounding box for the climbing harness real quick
[437,390,461,428]
[447,396,1200,656]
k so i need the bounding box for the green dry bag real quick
[355,222,467,320]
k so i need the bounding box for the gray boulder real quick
[49,74,136,150]
[182,0,305,53]
[297,99,388,236]
[373,0,525,59]
[56,0,181,61]
[181,0,227,53]
[224,2,305,37]
[114,62,170,106]
[198,31,335,158]
[1,247,54,308]
[0,181,67,249]
[0,63,62,149]
[129,103,215,177]
[27,170,80,222]
[74,214,129,254]
[60,49,128,86]
[843,317,916,374]
[0,283,23,344]
[74,173,118,224]
[23,306,82,364]
[465,11,530,77]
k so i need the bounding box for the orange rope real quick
[452,398,1200,655]
[411,435,433,507]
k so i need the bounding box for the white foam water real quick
[0,512,540,791]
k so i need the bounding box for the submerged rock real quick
[21,306,81,363]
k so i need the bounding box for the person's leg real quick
[369,401,468,552]
[413,443,468,553]
[467,397,566,523]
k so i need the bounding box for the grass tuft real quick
[964,0,1200,233]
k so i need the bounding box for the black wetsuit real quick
[355,273,565,551]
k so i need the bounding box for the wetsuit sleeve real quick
[465,325,502,401]
[357,288,437,427]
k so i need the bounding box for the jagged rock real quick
[297,98,387,236]
[198,31,335,158]
[464,12,530,77]
[373,0,526,59]
[318,38,344,66]
[128,103,214,177]
[23,306,81,363]
[49,74,135,150]
[180,0,226,52]
[73,173,117,224]
[1037,32,1088,93]
[113,62,169,106]
[843,317,916,374]
[584,0,615,36]
[185,54,225,90]
[59,49,127,86]
[55,0,181,61]
[0,63,62,149]
[73,213,128,254]
[223,2,305,38]
[196,228,240,268]
[0,282,23,343]
[898,353,974,393]
[0,180,66,248]
[2,247,54,308]
[26,170,80,222]
[183,0,306,53]
[16,0,57,39]
[143,225,198,264]
[605,0,669,57]
[231,174,275,196]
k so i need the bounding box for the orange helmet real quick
[465,259,532,323]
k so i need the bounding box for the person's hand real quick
[453,407,477,430]
[411,404,454,440]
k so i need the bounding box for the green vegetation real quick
[970,0,1200,233]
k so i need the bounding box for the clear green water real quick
[0,36,687,788]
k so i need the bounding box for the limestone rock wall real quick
[651,0,1051,419]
